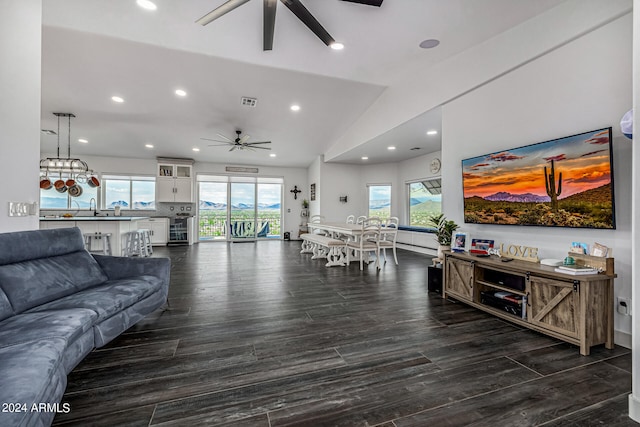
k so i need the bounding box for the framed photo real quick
[452,232,468,252]
[310,183,316,201]
[470,239,494,255]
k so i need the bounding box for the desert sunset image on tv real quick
[462,127,615,229]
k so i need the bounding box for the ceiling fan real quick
[196,0,383,51]
[202,130,272,151]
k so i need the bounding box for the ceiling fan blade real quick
[201,137,232,143]
[340,0,383,6]
[239,134,251,144]
[246,141,272,145]
[229,146,237,152]
[215,133,232,142]
[280,0,335,47]
[208,144,234,147]
[249,146,272,150]
[196,0,251,26]
[264,0,277,51]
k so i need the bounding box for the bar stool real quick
[138,229,153,257]
[83,232,112,256]
[122,231,144,257]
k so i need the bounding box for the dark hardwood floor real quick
[53,241,633,426]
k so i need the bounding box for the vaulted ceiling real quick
[40,0,565,167]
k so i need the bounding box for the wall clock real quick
[430,158,441,174]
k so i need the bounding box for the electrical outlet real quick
[617,297,631,316]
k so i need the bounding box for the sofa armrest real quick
[92,255,171,287]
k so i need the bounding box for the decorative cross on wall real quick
[290,185,302,199]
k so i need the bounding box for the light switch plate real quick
[8,202,37,217]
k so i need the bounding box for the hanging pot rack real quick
[39,113,99,191]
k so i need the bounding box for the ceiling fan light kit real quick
[196,0,383,51]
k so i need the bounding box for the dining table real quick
[306,221,394,267]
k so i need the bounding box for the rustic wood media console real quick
[443,251,614,355]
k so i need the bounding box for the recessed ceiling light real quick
[78,138,88,143]
[175,89,187,97]
[145,144,154,148]
[136,0,157,11]
[330,42,344,50]
[192,147,200,152]
[361,156,369,160]
[111,96,124,103]
[427,130,438,135]
[270,153,276,158]
[419,39,440,49]
[387,146,396,151]
[290,104,301,112]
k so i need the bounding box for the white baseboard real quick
[397,243,437,256]
[629,395,640,422]
[614,330,632,349]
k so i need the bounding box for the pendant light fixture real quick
[39,113,99,193]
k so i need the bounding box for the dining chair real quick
[379,220,399,265]
[356,215,367,225]
[346,224,381,270]
[363,216,382,227]
[346,215,355,224]
[309,215,328,235]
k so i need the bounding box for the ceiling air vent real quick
[241,97,257,107]
[41,129,57,135]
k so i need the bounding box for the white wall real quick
[318,160,363,222]
[0,0,42,232]
[325,0,633,162]
[627,0,639,421]
[442,14,633,339]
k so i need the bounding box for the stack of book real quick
[554,265,599,275]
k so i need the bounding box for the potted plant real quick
[302,199,309,209]
[427,213,459,260]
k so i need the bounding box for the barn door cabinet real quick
[443,251,614,356]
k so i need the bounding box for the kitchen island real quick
[40,216,150,256]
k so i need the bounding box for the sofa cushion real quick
[0,250,108,313]
[0,309,97,350]
[0,338,68,427]
[0,227,85,265]
[0,289,13,322]
[28,275,163,322]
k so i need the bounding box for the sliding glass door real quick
[229,179,257,241]
[197,175,282,241]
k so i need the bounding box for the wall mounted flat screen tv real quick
[462,127,615,229]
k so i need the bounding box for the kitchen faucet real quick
[89,198,98,216]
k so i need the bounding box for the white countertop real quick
[40,216,150,221]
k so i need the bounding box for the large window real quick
[407,178,441,226]
[39,173,99,210]
[102,175,155,210]
[368,184,391,220]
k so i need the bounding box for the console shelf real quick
[443,251,615,356]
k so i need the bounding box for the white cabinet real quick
[157,161,193,203]
[137,217,169,245]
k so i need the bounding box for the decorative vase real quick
[437,244,450,261]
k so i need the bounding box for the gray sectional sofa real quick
[0,227,170,427]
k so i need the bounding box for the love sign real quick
[499,243,539,263]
